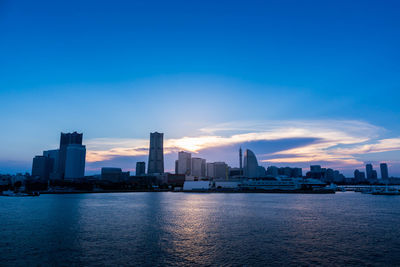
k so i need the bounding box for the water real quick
[1,192,400,266]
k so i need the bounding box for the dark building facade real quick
[32,155,52,180]
[380,163,389,179]
[147,132,164,174]
[58,132,84,179]
[136,162,146,176]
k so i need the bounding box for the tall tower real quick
[58,132,85,179]
[239,147,243,169]
[147,132,164,174]
[366,164,373,180]
[380,163,389,179]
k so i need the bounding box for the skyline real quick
[1,0,400,175]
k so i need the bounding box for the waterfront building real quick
[191,157,206,178]
[257,166,267,177]
[206,162,215,178]
[366,164,373,180]
[239,147,243,175]
[147,132,164,174]
[228,167,242,178]
[372,170,378,180]
[58,132,83,179]
[177,151,191,175]
[266,166,279,177]
[214,162,228,180]
[354,169,366,182]
[101,167,130,182]
[380,163,389,179]
[243,149,259,178]
[31,155,52,180]
[64,144,86,179]
[136,162,146,176]
[43,149,59,179]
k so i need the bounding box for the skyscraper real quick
[58,132,85,179]
[136,162,146,176]
[191,157,206,177]
[64,144,86,179]
[147,132,164,174]
[214,162,228,180]
[43,149,59,179]
[366,164,373,180]
[243,149,259,178]
[177,151,191,175]
[380,163,389,179]
[32,155,52,180]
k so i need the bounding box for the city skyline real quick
[1,1,400,175]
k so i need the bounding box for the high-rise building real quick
[191,157,206,178]
[64,144,86,179]
[239,147,243,172]
[206,162,215,178]
[147,132,164,174]
[43,149,59,178]
[177,151,191,175]
[366,164,373,180]
[380,163,389,179]
[243,149,259,178]
[214,162,228,180]
[136,162,146,176]
[58,132,85,179]
[32,155,52,180]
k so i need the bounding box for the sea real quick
[1,192,400,266]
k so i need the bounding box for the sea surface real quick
[1,192,400,266]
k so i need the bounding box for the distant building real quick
[372,170,378,180]
[64,144,86,179]
[206,162,215,178]
[136,162,146,176]
[177,151,191,175]
[101,167,130,182]
[32,155,52,180]
[43,149,59,179]
[214,162,228,180]
[292,168,302,178]
[266,166,279,177]
[147,132,164,174]
[380,163,389,179]
[257,166,267,177]
[58,132,84,179]
[354,169,366,182]
[366,164,373,180]
[243,149,259,178]
[191,157,206,178]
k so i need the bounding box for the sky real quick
[1,0,400,177]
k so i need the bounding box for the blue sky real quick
[1,0,400,176]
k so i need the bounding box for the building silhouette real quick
[58,132,85,179]
[147,132,164,174]
[136,162,146,176]
[64,144,86,179]
[380,163,389,179]
[31,155,52,180]
[43,149,59,179]
[176,151,191,175]
[191,157,206,178]
[366,164,373,180]
[243,149,259,178]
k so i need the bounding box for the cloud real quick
[85,120,390,170]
